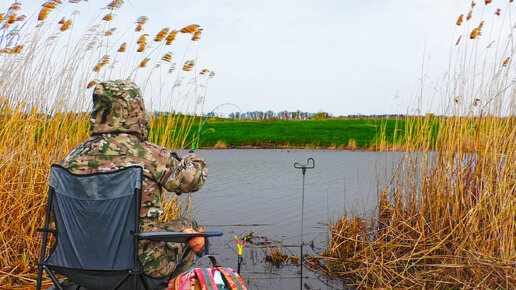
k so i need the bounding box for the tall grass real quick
[0,1,212,286]
[307,1,516,288]
[0,106,89,286]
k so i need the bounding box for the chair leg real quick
[36,265,44,290]
[43,266,64,290]
[37,188,55,289]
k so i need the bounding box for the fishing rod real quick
[190,102,241,151]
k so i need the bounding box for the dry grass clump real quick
[308,116,515,288]
[344,139,358,150]
[0,104,89,287]
[0,104,198,287]
[265,247,291,267]
[213,140,228,149]
[161,191,194,223]
[264,246,300,267]
[0,1,213,287]
[307,1,516,288]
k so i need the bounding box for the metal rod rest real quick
[293,158,315,290]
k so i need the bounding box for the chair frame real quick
[35,165,221,290]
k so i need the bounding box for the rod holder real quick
[293,157,315,290]
[294,158,315,175]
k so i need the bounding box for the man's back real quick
[58,80,208,279]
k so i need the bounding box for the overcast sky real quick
[2,0,513,116]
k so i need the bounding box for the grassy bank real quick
[163,117,411,150]
[33,114,429,151]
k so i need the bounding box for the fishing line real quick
[480,80,516,111]
[191,102,241,151]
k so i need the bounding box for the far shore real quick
[155,118,417,151]
[196,143,408,151]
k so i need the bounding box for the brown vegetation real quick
[307,116,515,288]
[306,1,516,287]
[0,1,212,287]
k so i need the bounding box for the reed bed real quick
[0,105,89,287]
[307,1,516,288]
[307,116,515,288]
[0,1,211,287]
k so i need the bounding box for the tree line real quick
[227,110,406,120]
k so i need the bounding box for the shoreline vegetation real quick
[301,0,516,287]
[16,113,440,151]
[305,115,516,288]
[177,117,406,150]
[154,114,426,151]
[0,1,212,287]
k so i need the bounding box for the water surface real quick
[183,149,403,289]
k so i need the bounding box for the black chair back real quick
[36,164,223,290]
[37,165,145,290]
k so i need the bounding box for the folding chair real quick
[36,165,222,290]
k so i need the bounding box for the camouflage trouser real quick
[138,217,199,279]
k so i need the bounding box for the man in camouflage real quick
[59,80,208,279]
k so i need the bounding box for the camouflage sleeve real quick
[159,152,208,194]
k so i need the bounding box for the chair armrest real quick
[134,231,223,243]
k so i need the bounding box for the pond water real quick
[182,149,404,289]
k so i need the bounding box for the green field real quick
[169,118,410,149]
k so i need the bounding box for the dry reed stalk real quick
[307,1,516,288]
[264,245,298,267]
[308,89,516,287]
[0,1,212,287]
[0,104,89,286]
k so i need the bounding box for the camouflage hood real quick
[90,80,149,141]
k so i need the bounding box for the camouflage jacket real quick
[59,80,208,219]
